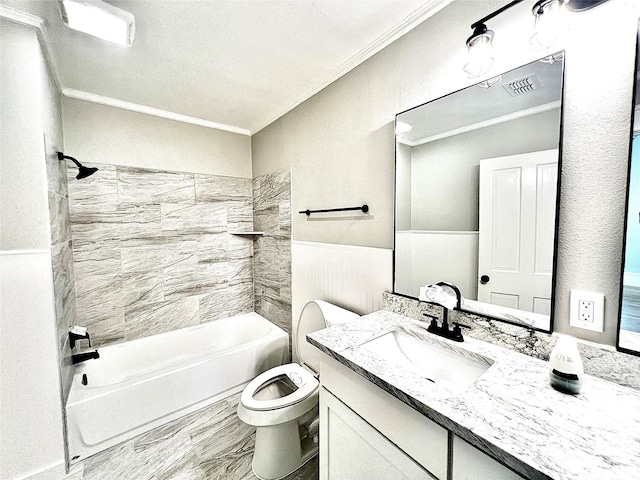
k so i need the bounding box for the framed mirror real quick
[618,23,640,355]
[394,53,565,332]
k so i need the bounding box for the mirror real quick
[618,23,640,355]
[394,53,565,332]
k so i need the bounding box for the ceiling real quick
[397,53,564,145]
[3,0,452,134]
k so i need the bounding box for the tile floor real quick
[64,392,318,480]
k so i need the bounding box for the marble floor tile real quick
[65,392,319,480]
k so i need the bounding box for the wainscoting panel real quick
[291,240,392,357]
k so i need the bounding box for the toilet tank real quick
[294,300,359,372]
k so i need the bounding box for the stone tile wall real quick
[47,153,78,402]
[68,164,255,347]
[253,169,292,344]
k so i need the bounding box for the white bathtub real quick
[66,312,288,462]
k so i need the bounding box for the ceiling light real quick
[59,0,135,46]
[463,23,495,78]
[530,0,566,50]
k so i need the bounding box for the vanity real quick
[308,310,640,480]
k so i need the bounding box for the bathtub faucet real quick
[72,350,100,365]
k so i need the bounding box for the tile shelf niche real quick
[229,231,264,235]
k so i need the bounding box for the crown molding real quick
[0,4,63,93]
[250,0,455,134]
[2,0,455,138]
[62,88,251,136]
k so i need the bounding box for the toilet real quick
[237,300,359,480]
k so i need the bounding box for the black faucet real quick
[422,282,469,342]
[72,350,100,364]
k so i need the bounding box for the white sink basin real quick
[359,329,493,392]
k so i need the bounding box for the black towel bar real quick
[299,204,369,216]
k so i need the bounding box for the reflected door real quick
[477,150,558,314]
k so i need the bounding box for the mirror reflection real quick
[619,23,640,354]
[394,53,565,331]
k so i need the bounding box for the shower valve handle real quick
[69,326,91,349]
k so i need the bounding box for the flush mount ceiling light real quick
[530,0,566,50]
[59,0,135,46]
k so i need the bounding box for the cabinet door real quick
[452,435,525,480]
[320,387,436,480]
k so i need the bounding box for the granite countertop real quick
[307,310,640,480]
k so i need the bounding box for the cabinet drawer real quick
[319,354,448,479]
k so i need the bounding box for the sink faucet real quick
[421,281,469,342]
[72,350,100,364]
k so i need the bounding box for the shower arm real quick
[57,152,82,168]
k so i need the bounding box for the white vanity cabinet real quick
[318,353,528,480]
[452,435,525,480]
[319,354,449,480]
[320,387,436,479]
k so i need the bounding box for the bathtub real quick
[66,312,288,462]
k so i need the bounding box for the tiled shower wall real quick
[68,164,256,347]
[47,153,78,402]
[253,169,292,340]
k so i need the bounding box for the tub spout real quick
[72,350,100,365]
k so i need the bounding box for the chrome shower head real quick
[57,152,98,180]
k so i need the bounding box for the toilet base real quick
[251,415,319,480]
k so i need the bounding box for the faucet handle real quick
[69,326,91,349]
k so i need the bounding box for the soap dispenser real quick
[549,335,583,394]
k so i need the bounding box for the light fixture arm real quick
[470,0,525,30]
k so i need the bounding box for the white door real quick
[477,150,558,315]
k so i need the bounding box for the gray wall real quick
[0,18,66,480]
[409,108,560,231]
[63,98,252,178]
[252,0,639,347]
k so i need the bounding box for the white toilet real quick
[237,300,359,480]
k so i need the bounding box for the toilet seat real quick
[240,363,319,412]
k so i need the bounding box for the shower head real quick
[76,165,100,180]
[57,152,98,180]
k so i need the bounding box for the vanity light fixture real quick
[476,75,503,89]
[530,0,566,50]
[395,121,413,135]
[463,0,525,78]
[463,23,495,78]
[59,0,135,46]
[565,0,609,11]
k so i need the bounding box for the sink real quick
[359,329,493,392]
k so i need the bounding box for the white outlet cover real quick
[570,289,605,332]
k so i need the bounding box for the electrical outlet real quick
[579,299,594,323]
[570,290,604,332]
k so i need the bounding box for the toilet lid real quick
[295,300,359,371]
[240,363,319,411]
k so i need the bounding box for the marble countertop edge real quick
[307,310,640,480]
